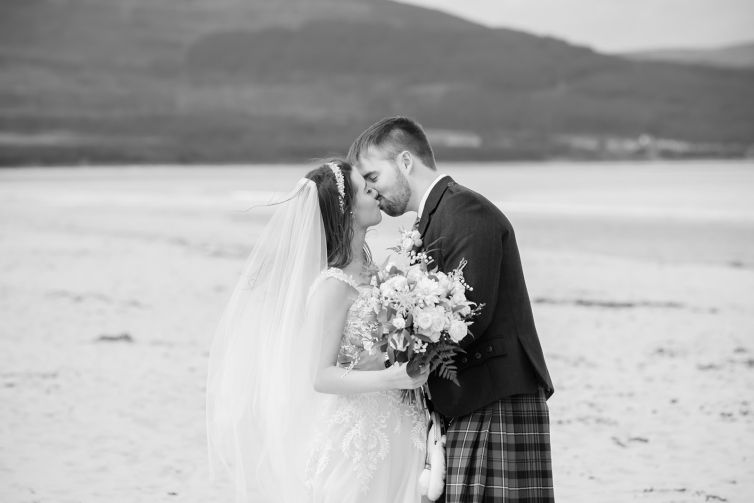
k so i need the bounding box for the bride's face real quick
[350,169,382,228]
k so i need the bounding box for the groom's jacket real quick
[420,177,553,418]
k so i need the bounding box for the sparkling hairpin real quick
[328,162,346,213]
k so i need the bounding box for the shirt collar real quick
[417,174,449,220]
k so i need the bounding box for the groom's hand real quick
[353,349,386,371]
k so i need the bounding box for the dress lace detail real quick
[305,270,426,497]
[306,391,426,490]
[320,267,360,290]
[321,268,380,370]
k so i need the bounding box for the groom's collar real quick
[417,175,454,236]
[417,174,449,220]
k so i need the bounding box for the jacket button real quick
[461,357,468,364]
[474,352,482,359]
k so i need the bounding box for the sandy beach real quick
[1,161,752,502]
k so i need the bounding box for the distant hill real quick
[624,41,754,69]
[1,0,753,165]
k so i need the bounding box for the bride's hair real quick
[305,159,369,269]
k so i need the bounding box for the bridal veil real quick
[206,178,330,502]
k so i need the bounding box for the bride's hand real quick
[383,362,430,390]
[352,349,386,371]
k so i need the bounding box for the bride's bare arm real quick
[311,278,428,394]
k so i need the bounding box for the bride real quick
[206,160,429,502]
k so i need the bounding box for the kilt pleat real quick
[444,389,554,502]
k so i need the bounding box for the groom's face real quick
[356,149,412,217]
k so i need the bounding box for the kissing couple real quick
[207,117,555,502]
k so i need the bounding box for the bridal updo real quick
[305,159,358,269]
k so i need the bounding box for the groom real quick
[348,117,555,502]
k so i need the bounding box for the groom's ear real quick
[398,150,413,174]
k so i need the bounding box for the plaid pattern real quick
[443,389,554,502]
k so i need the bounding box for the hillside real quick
[1,0,753,165]
[624,41,754,69]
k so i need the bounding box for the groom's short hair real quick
[348,116,437,170]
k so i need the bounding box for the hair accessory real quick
[328,162,346,213]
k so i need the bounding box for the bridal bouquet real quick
[373,228,483,397]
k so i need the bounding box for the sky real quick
[397,0,754,53]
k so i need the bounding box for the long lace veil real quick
[206,178,328,502]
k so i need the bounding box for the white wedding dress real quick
[207,180,427,502]
[305,267,427,503]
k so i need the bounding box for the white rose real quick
[427,329,441,343]
[401,237,415,250]
[449,320,468,342]
[391,316,406,330]
[430,307,447,333]
[415,309,434,330]
[459,304,471,316]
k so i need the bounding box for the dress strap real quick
[321,267,360,290]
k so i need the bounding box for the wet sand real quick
[0,161,752,502]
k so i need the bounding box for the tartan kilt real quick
[443,389,554,503]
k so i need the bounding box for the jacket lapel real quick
[417,176,454,236]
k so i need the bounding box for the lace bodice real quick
[320,267,381,371]
[305,268,427,493]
